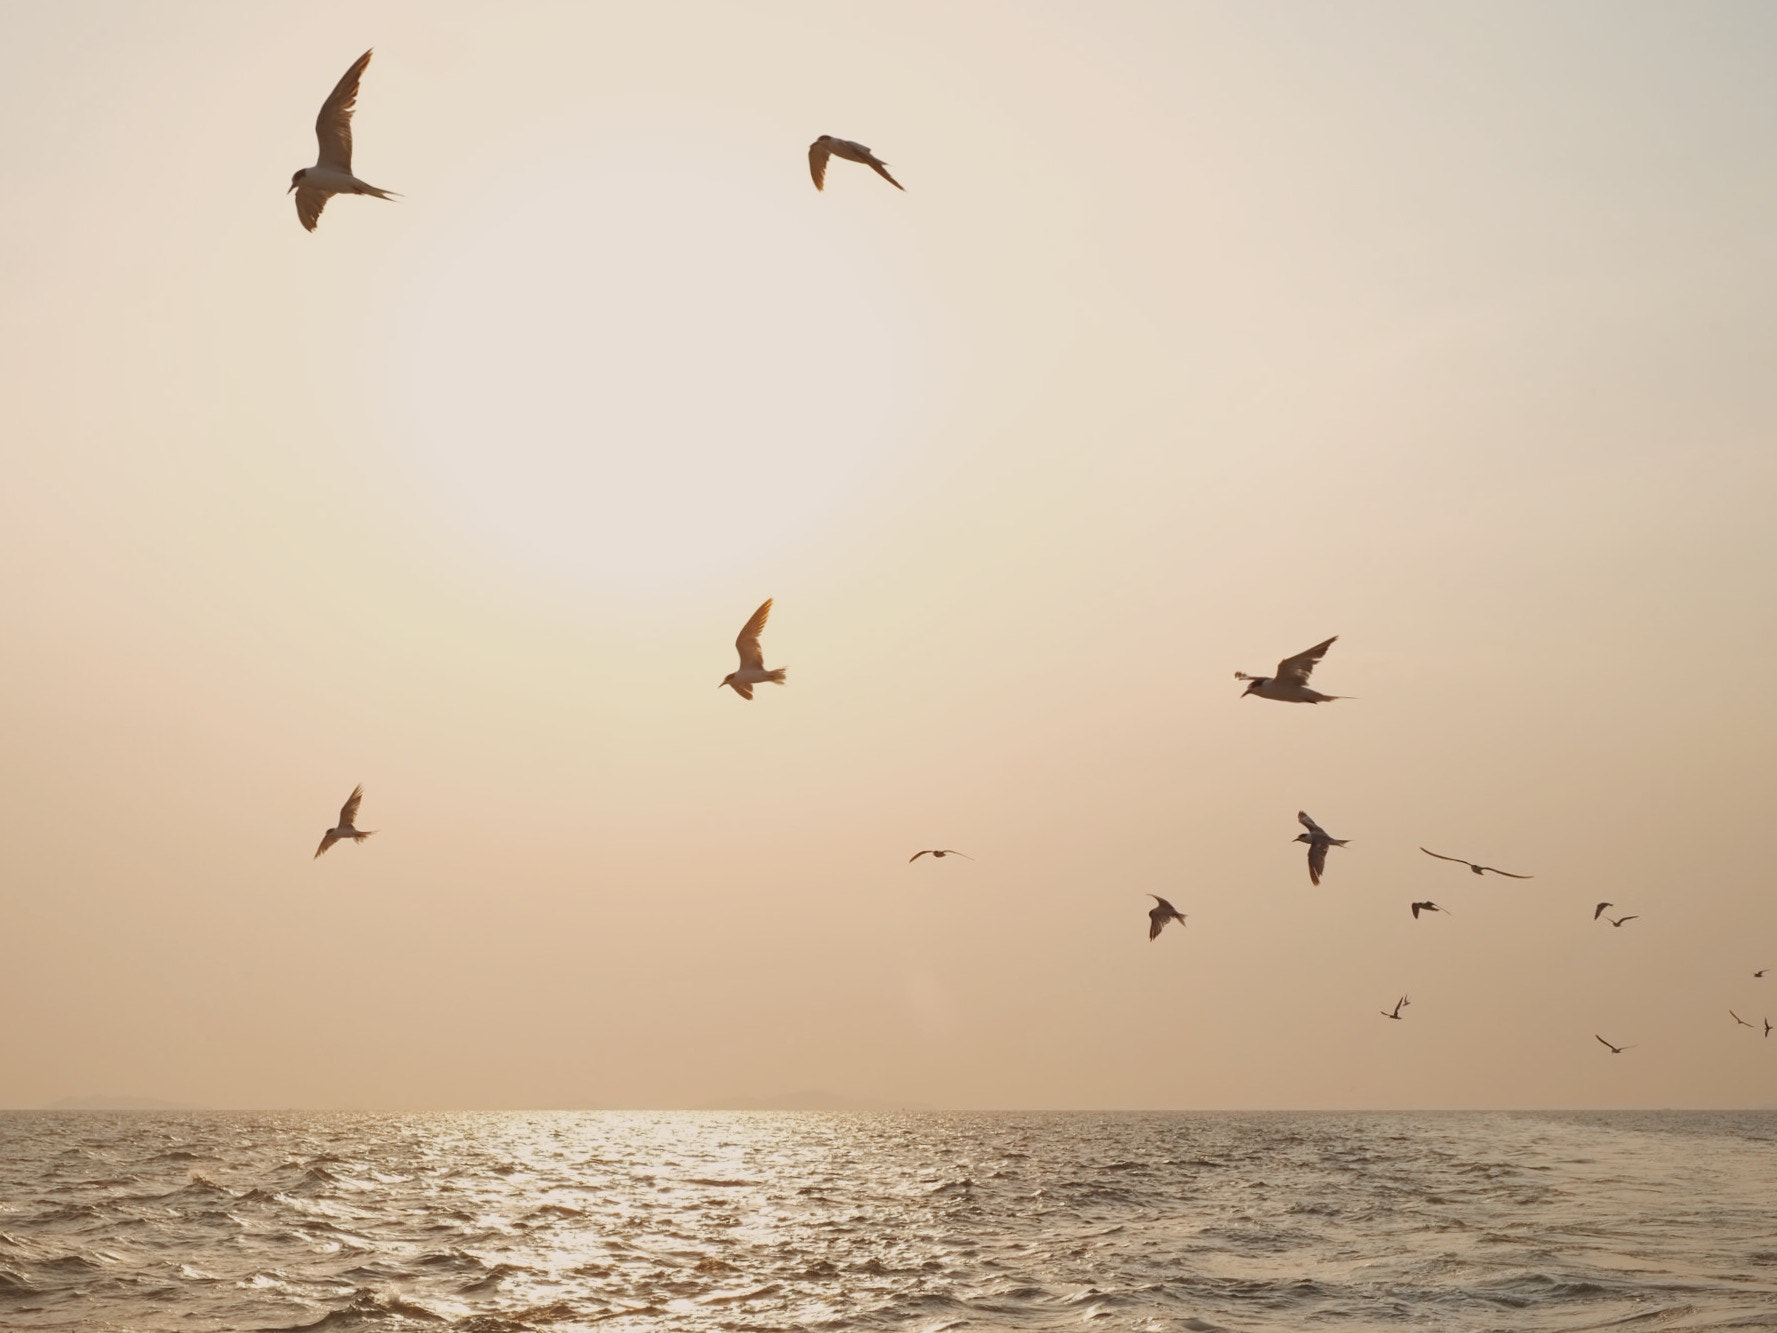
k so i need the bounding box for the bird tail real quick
[358,184,400,201]
[765,668,787,685]
[872,162,905,190]
[353,831,377,843]
[1331,838,1350,847]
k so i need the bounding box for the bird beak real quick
[287,182,297,193]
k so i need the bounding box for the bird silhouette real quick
[1410,901,1450,919]
[314,785,374,858]
[1767,1018,1773,1040]
[288,50,398,231]
[808,135,904,191]
[1236,637,1344,703]
[1380,994,1408,1020]
[1419,848,1531,878]
[1731,1010,1755,1028]
[909,849,973,862]
[720,599,787,700]
[1294,811,1348,886]
[1594,902,1613,920]
[1595,1034,1635,1054]
[1756,969,1768,979]
[1605,915,1639,928]
[1148,895,1187,941]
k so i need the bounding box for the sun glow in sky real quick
[2,0,1775,1111]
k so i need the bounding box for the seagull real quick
[910,849,973,862]
[1593,902,1613,920]
[1294,811,1348,886]
[1605,914,1639,928]
[808,135,904,191]
[1410,901,1451,919]
[1148,896,1187,940]
[289,50,398,232]
[1235,637,1344,703]
[1595,1034,1635,1055]
[1419,848,1532,878]
[314,785,374,858]
[719,599,787,700]
[1380,994,1408,1020]
[1731,1010,1755,1028]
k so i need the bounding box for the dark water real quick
[2,1110,1775,1331]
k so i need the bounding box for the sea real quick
[2,1110,1775,1332]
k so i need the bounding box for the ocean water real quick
[2,1111,1775,1332]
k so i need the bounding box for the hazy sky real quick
[3,0,1775,1111]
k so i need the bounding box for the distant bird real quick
[1410,901,1450,919]
[1765,1017,1773,1039]
[1731,1010,1755,1028]
[1595,1034,1635,1055]
[720,599,787,700]
[1294,811,1348,886]
[909,849,973,862]
[1235,637,1344,703]
[314,785,374,858]
[1756,970,1768,979]
[1593,902,1613,920]
[1419,848,1531,879]
[808,135,904,191]
[1380,994,1408,1020]
[1605,914,1639,928]
[1148,895,1187,940]
[289,50,398,232]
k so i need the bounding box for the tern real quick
[1595,1034,1634,1055]
[314,785,375,858]
[1148,896,1187,940]
[1604,914,1639,928]
[808,135,904,191]
[1419,848,1531,878]
[719,599,787,700]
[1294,811,1348,886]
[1731,1010,1755,1028]
[289,50,398,232]
[1593,902,1613,920]
[1409,901,1450,919]
[1380,994,1408,1020]
[1236,637,1344,703]
[910,849,973,862]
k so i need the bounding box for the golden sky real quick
[2,0,1775,1110]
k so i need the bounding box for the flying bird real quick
[1756,969,1768,978]
[1766,1018,1773,1039]
[1294,811,1348,886]
[1410,901,1451,919]
[1235,637,1344,703]
[1419,848,1531,878]
[314,785,374,858]
[909,849,973,862]
[1380,994,1408,1020]
[808,135,904,191]
[1593,902,1613,920]
[1731,1010,1755,1028]
[1148,895,1187,940]
[720,599,787,700]
[1605,914,1639,928]
[1595,1034,1635,1055]
[289,50,398,232]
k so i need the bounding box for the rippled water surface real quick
[3,1110,1776,1331]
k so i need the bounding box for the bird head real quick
[718,673,733,688]
[288,168,307,193]
[1292,833,1313,845]
[1239,677,1265,697]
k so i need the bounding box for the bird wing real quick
[1617,915,1639,925]
[338,785,364,826]
[808,140,830,190]
[1478,866,1533,879]
[1298,811,1328,837]
[735,599,773,669]
[942,851,974,859]
[1419,848,1469,867]
[1275,637,1336,686]
[315,49,372,172]
[1148,909,1165,940]
[314,830,340,859]
[866,156,905,190]
[910,850,932,861]
[1731,1010,1750,1026]
[1150,895,1175,912]
[730,680,754,701]
[1594,902,1611,919]
[294,186,330,232]
[1410,902,1423,918]
[1307,839,1327,885]
[1595,1034,1614,1050]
